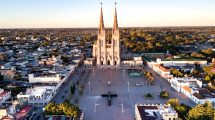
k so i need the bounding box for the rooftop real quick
[136,104,177,120]
[154,64,170,72]
[18,86,55,100]
[15,105,33,120]
[193,88,215,99]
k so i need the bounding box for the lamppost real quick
[120,98,124,120]
[94,102,99,119]
[88,81,91,94]
[92,68,95,81]
[123,69,125,81]
[127,81,130,93]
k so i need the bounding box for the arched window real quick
[107,60,110,65]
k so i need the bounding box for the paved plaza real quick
[78,68,195,120]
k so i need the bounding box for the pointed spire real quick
[113,2,118,33]
[99,2,105,33]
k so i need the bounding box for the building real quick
[92,3,120,66]
[156,58,207,67]
[151,64,172,82]
[1,104,35,120]
[39,55,57,65]
[135,104,178,120]
[171,77,202,92]
[84,3,143,67]
[191,88,215,105]
[0,89,11,107]
[28,73,61,83]
[121,57,143,66]
[0,67,16,81]
[17,86,56,106]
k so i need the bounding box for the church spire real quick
[99,3,105,33]
[113,2,118,33]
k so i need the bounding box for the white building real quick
[28,74,61,83]
[17,86,56,106]
[121,57,143,66]
[151,64,173,82]
[191,88,215,105]
[0,89,11,107]
[156,58,207,67]
[171,77,202,92]
[135,104,178,120]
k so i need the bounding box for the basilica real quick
[92,3,120,66]
[84,3,143,67]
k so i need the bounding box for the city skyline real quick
[0,0,215,28]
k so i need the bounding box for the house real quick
[151,64,173,82]
[1,104,35,120]
[0,89,11,107]
[17,86,56,106]
[135,104,178,120]
[0,67,16,80]
[191,88,215,105]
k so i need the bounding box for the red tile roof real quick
[0,91,8,98]
[154,64,170,72]
[182,86,192,93]
[15,105,33,120]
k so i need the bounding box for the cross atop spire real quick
[113,2,118,33]
[99,2,105,33]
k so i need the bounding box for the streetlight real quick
[123,69,125,81]
[120,98,124,120]
[88,81,91,93]
[127,81,130,93]
[94,102,99,120]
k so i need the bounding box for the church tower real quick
[111,3,120,65]
[93,3,121,66]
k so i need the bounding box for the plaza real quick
[78,67,195,120]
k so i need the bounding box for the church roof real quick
[99,3,105,33]
[113,3,118,33]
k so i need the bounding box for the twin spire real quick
[99,2,118,33]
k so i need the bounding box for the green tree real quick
[159,91,169,99]
[205,76,211,82]
[167,99,190,119]
[167,98,180,108]
[187,102,215,120]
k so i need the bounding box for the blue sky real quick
[0,0,215,28]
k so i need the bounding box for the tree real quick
[0,75,4,81]
[44,100,80,118]
[205,76,211,82]
[61,56,69,64]
[171,68,184,77]
[175,104,190,120]
[71,84,75,95]
[159,91,169,99]
[187,102,215,120]
[167,98,180,108]
[167,98,190,119]
[144,93,153,98]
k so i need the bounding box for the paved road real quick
[52,66,84,104]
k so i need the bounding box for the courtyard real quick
[77,68,195,120]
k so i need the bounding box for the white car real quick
[136,82,144,86]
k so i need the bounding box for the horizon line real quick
[0,25,215,30]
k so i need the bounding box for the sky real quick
[0,0,215,28]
